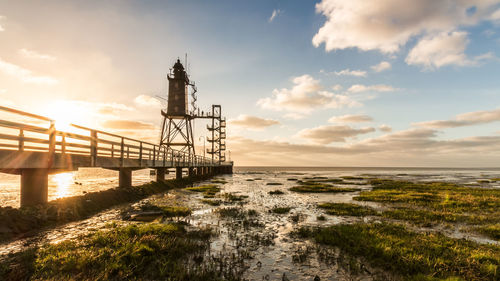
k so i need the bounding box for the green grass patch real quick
[211,179,228,184]
[186,184,221,199]
[138,203,191,218]
[340,176,365,180]
[318,203,377,217]
[220,192,248,202]
[475,224,500,240]
[200,199,221,206]
[295,222,500,280]
[271,207,292,214]
[290,183,361,193]
[268,190,285,195]
[355,179,500,226]
[0,223,234,280]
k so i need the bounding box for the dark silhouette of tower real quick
[159,59,195,157]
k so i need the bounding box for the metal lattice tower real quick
[159,59,195,157]
[206,105,226,164]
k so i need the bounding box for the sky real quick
[1,0,500,167]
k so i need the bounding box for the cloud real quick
[297,125,375,144]
[134,95,162,107]
[332,84,342,91]
[230,114,280,130]
[334,69,367,77]
[0,57,58,85]
[348,84,396,93]
[371,61,392,72]
[229,128,500,166]
[379,124,392,132]
[18,49,56,61]
[328,114,373,123]
[414,108,500,128]
[406,31,494,69]
[257,74,360,114]
[0,15,4,32]
[269,9,281,23]
[283,113,306,120]
[101,120,156,130]
[312,0,499,54]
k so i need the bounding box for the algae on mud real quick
[318,202,377,216]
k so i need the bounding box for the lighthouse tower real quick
[159,59,195,157]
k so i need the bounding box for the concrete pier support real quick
[119,168,132,188]
[156,168,166,182]
[175,167,183,180]
[20,169,48,207]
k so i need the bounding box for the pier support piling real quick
[188,167,195,177]
[20,169,48,207]
[156,168,166,182]
[175,167,183,180]
[119,168,132,188]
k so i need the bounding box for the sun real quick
[41,100,87,132]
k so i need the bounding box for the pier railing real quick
[0,106,214,167]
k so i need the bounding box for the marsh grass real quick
[138,202,192,218]
[355,180,500,226]
[266,182,283,185]
[186,184,221,198]
[268,190,285,195]
[200,199,221,206]
[290,183,361,193]
[295,222,500,280]
[1,223,239,281]
[318,203,377,217]
[475,224,500,240]
[271,207,292,214]
[220,193,248,203]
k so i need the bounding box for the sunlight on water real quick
[51,172,74,199]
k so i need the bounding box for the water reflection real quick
[51,172,74,199]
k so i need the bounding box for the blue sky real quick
[1,0,500,166]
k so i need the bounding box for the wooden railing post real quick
[18,129,24,151]
[139,142,143,166]
[90,130,97,167]
[153,146,156,166]
[61,134,66,155]
[111,144,114,158]
[120,137,124,167]
[48,121,56,167]
[163,148,166,166]
[127,146,129,159]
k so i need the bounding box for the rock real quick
[313,275,320,281]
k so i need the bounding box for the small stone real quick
[313,275,320,281]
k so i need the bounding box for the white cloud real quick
[269,9,281,23]
[230,114,280,130]
[406,31,472,69]
[257,74,360,114]
[371,61,392,72]
[328,114,373,123]
[0,15,4,32]
[334,69,367,77]
[0,57,58,85]
[283,113,306,120]
[348,84,396,93]
[297,125,375,144]
[332,84,342,91]
[414,108,500,128]
[312,0,499,58]
[134,94,161,107]
[379,124,392,132]
[19,49,56,61]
